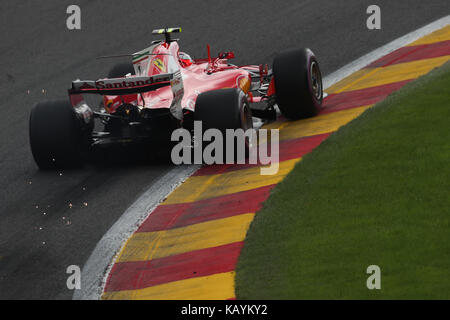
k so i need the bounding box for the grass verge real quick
[235,62,450,299]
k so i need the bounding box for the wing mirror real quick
[218,51,235,59]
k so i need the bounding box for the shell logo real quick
[237,75,251,93]
[104,97,117,113]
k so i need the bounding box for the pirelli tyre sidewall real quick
[273,48,323,119]
[29,100,89,170]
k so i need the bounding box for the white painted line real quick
[323,15,450,89]
[73,164,200,300]
[74,14,450,300]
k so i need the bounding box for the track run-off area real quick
[95,20,450,300]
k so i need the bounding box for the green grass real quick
[235,62,450,299]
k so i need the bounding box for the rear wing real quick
[68,70,185,120]
[68,74,172,96]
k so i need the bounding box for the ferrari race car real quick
[29,27,323,169]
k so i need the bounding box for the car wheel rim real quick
[310,61,322,101]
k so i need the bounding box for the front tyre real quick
[273,48,323,119]
[29,100,89,170]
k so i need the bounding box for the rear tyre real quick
[273,48,323,119]
[107,62,135,78]
[194,88,253,163]
[29,100,88,170]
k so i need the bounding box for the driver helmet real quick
[179,52,193,67]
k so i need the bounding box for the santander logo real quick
[95,76,171,89]
[72,75,172,93]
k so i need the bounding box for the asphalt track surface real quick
[0,0,448,300]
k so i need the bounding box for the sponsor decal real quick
[153,58,166,72]
[79,82,95,89]
[96,79,154,89]
[103,97,119,112]
[236,75,251,93]
[73,75,172,92]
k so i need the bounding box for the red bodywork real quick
[102,41,256,116]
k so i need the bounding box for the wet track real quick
[0,0,448,299]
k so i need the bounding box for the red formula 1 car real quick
[29,27,323,169]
